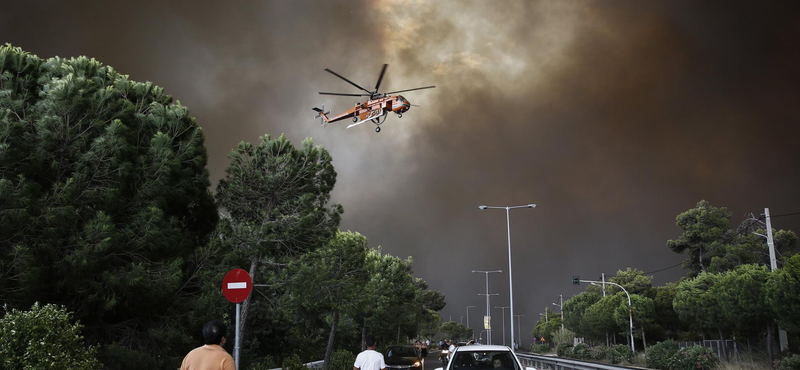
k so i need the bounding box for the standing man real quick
[448,341,458,361]
[354,335,386,370]
[181,320,235,370]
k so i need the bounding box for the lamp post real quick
[514,314,526,349]
[479,203,537,353]
[495,306,510,346]
[473,269,502,344]
[584,280,634,354]
[461,316,464,325]
[466,306,476,339]
[551,294,564,332]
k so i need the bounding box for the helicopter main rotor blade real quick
[374,64,388,92]
[324,69,372,94]
[384,86,436,94]
[319,92,372,96]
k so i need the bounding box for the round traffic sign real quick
[222,268,252,303]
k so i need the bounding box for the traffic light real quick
[572,276,580,285]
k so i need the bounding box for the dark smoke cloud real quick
[3,0,799,344]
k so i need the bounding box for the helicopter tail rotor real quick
[312,103,331,127]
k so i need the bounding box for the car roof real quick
[455,345,512,352]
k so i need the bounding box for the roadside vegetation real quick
[531,201,800,369]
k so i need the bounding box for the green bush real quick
[530,344,550,354]
[556,343,573,357]
[573,343,590,359]
[775,354,800,370]
[667,345,718,370]
[646,340,679,370]
[0,303,101,370]
[282,354,306,370]
[609,345,632,364]
[248,356,276,370]
[588,346,608,361]
[102,342,157,370]
[328,350,356,370]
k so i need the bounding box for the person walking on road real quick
[354,335,386,370]
[181,320,235,370]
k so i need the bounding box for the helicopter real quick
[312,64,435,133]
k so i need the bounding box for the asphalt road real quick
[424,350,446,370]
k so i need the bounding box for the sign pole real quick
[235,302,241,370]
[223,268,252,370]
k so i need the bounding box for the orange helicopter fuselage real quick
[325,94,410,124]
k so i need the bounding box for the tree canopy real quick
[0,44,218,367]
[667,200,731,276]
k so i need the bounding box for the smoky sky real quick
[3,0,800,345]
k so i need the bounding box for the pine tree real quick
[0,45,217,368]
[214,133,342,359]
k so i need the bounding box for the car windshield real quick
[386,347,417,358]
[451,351,519,370]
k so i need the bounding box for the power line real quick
[767,212,800,219]
[643,262,683,275]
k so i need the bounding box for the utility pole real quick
[560,294,564,332]
[467,306,476,340]
[514,315,526,349]
[765,208,789,352]
[552,295,564,332]
[496,306,510,346]
[473,270,502,344]
[602,272,608,347]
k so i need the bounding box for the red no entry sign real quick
[222,268,252,303]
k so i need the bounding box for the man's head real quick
[203,320,227,345]
[493,358,503,368]
[365,335,377,349]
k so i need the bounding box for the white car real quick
[435,345,535,370]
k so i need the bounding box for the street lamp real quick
[514,314,526,349]
[479,203,536,352]
[466,306,476,339]
[539,311,547,323]
[551,294,564,332]
[495,306,510,346]
[473,269,502,344]
[586,280,635,354]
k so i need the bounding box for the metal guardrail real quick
[516,352,642,370]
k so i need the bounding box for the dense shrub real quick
[0,303,101,370]
[248,356,276,370]
[588,346,608,361]
[328,350,356,370]
[667,345,718,370]
[775,354,800,370]
[556,343,573,357]
[573,343,591,359]
[646,340,679,370]
[530,344,550,354]
[609,345,633,364]
[282,354,307,370]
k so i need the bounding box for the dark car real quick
[385,345,424,370]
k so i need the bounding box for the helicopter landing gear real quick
[398,113,402,118]
[353,116,358,122]
[375,126,381,133]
